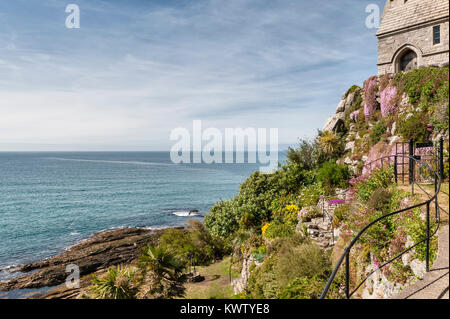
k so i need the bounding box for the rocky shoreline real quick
[0,226,182,298]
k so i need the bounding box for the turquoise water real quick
[0,152,285,280]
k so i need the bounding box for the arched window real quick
[399,50,417,72]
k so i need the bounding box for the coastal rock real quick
[323,112,346,133]
[0,227,169,292]
[336,100,346,113]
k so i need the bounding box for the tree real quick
[287,138,318,170]
[138,246,187,299]
[318,131,340,157]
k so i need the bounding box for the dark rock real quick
[0,227,179,292]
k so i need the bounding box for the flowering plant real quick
[363,76,378,122]
[350,110,360,122]
[380,85,397,118]
[328,198,345,205]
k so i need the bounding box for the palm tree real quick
[89,266,138,299]
[319,131,339,157]
[138,245,187,299]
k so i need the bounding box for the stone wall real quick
[377,19,449,75]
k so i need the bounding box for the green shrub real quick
[406,208,438,262]
[394,66,449,138]
[159,220,229,265]
[251,245,267,263]
[205,163,310,239]
[394,66,449,106]
[264,222,295,239]
[356,167,394,201]
[333,204,352,228]
[287,139,319,170]
[204,200,240,238]
[397,111,431,141]
[247,241,332,299]
[90,266,138,299]
[275,243,330,284]
[317,162,350,193]
[369,120,387,145]
[277,275,342,299]
[367,188,392,213]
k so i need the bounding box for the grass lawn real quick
[183,257,240,299]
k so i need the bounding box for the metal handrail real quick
[320,154,441,299]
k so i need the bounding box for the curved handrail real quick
[320,154,441,299]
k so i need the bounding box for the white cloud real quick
[0,0,384,150]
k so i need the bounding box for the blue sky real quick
[0,0,385,151]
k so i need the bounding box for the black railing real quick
[320,154,442,299]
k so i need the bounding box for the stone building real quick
[377,0,449,75]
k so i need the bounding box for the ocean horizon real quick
[0,151,287,281]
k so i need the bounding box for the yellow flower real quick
[261,222,271,237]
[285,204,300,213]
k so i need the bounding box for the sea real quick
[0,151,286,282]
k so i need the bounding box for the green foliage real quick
[367,188,392,213]
[205,163,310,239]
[332,203,352,228]
[251,245,267,263]
[369,120,387,145]
[264,221,295,240]
[406,208,438,262]
[271,184,324,223]
[277,275,342,299]
[247,241,333,299]
[287,139,318,170]
[317,162,350,193]
[394,66,449,137]
[319,131,345,160]
[397,111,431,141]
[158,220,229,266]
[139,245,186,277]
[90,266,138,299]
[394,66,449,106]
[276,243,330,282]
[204,200,240,238]
[138,245,187,299]
[297,183,324,207]
[356,167,394,201]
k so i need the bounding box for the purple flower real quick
[380,85,397,118]
[328,199,345,205]
[364,77,378,122]
[350,110,360,122]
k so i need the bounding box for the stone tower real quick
[377,0,449,75]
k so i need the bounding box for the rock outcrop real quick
[232,256,262,294]
[323,86,362,134]
[0,227,173,292]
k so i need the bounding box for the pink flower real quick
[364,76,378,122]
[380,85,397,117]
[350,110,360,122]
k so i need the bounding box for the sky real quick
[0,0,386,151]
